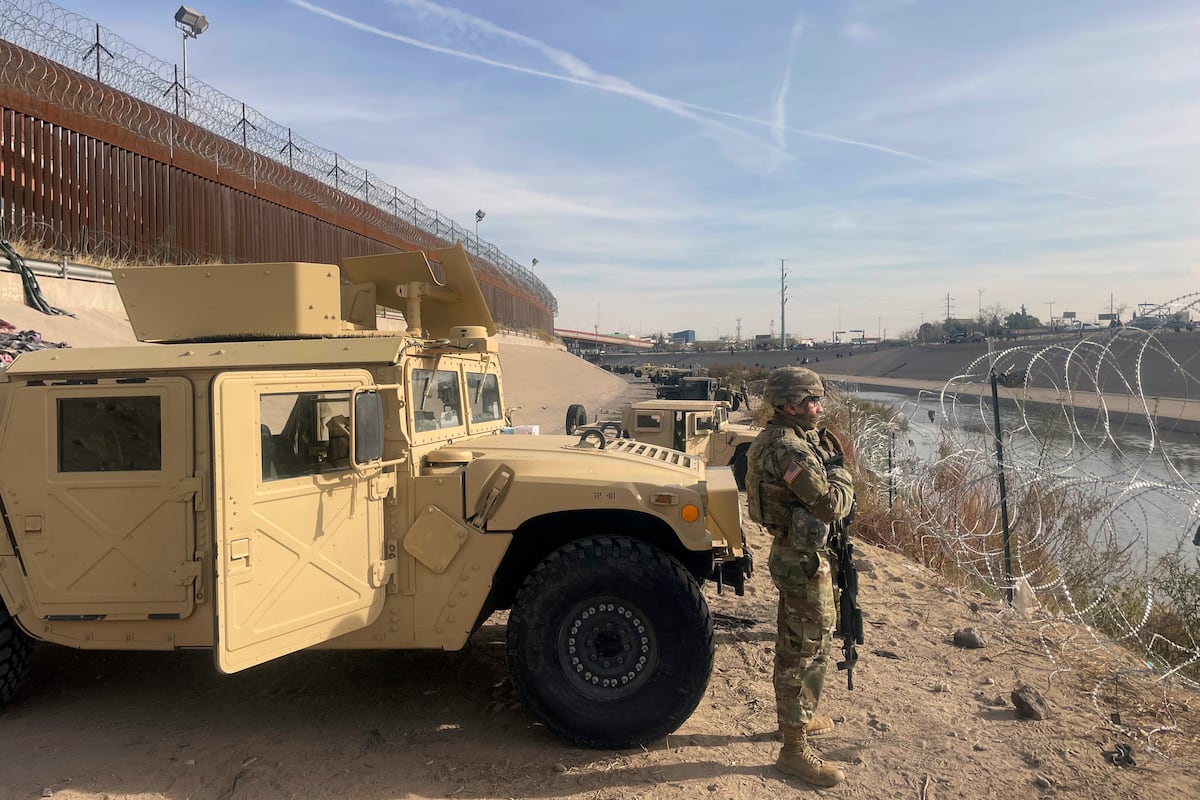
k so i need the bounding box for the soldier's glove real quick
[824,452,844,470]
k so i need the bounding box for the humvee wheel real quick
[0,601,33,708]
[565,403,588,435]
[507,536,713,748]
[732,446,750,491]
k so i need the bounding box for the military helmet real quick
[763,367,825,407]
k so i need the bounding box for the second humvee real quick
[618,399,758,489]
[0,245,749,748]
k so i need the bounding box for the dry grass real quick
[823,388,1200,684]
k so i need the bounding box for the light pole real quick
[779,258,788,349]
[531,257,538,271]
[474,209,486,251]
[174,6,209,121]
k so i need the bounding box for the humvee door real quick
[212,370,389,673]
[0,378,197,620]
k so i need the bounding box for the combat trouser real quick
[768,527,837,728]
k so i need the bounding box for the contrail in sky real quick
[288,0,1094,200]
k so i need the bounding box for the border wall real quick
[0,33,553,331]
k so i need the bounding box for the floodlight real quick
[175,6,209,37]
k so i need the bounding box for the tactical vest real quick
[747,425,807,528]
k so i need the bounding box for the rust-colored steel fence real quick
[0,38,553,331]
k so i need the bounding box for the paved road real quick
[594,333,1200,433]
[819,371,1200,433]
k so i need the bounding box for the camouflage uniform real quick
[746,373,854,731]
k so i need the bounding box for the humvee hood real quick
[445,436,719,550]
[461,434,703,478]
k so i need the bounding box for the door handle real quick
[229,538,251,566]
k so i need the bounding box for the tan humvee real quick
[0,245,748,749]
[619,400,758,489]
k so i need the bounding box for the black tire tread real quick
[507,535,713,748]
[732,446,750,491]
[565,403,588,435]
[0,601,33,708]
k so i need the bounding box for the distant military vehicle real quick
[0,245,749,749]
[654,376,744,410]
[611,399,757,489]
[570,399,755,488]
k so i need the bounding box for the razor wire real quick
[845,303,1200,702]
[0,0,557,314]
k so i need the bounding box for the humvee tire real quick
[565,403,588,435]
[0,600,33,708]
[506,536,713,748]
[732,445,750,491]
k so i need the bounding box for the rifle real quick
[822,445,864,690]
[820,438,864,689]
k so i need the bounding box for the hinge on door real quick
[173,476,207,511]
[172,559,203,586]
[370,540,400,590]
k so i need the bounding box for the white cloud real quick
[843,22,878,42]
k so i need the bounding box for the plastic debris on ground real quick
[0,320,70,367]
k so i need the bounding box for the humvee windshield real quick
[466,372,502,423]
[412,368,464,432]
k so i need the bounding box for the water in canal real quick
[853,389,1200,561]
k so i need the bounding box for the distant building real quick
[670,329,696,344]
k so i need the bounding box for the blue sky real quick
[55,0,1200,341]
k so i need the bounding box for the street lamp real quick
[174,6,209,121]
[474,209,486,250]
[531,258,538,269]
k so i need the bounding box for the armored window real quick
[260,391,352,481]
[634,412,662,432]
[694,414,715,432]
[466,372,502,423]
[58,396,162,472]
[411,369,464,432]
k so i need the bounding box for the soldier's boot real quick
[777,726,845,787]
[804,714,835,737]
[777,715,834,739]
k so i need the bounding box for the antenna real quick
[779,259,788,349]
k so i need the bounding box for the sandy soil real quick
[3,526,1197,800]
[2,305,1199,800]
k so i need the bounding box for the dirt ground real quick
[3,308,1200,799]
[4,529,1198,800]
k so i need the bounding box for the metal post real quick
[888,430,894,510]
[991,370,1015,605]
[181,30,189,120]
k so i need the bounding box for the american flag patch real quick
[783,462,803,483]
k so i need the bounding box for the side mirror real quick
[353,391,385,464]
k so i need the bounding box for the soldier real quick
[746,367,855,787]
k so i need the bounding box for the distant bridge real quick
[555,328,653,352]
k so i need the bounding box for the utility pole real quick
[735,316,742,345]
[945,293,953,323]
[978,288,984,316]
[1048,301,1054,331]
[779,259,788,350]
